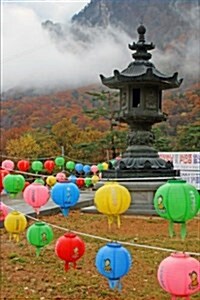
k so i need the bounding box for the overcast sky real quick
[1,0,100,92]
[1,0,90,22]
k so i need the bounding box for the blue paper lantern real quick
[83,165,91,174]
[68,175,77,184]
[75,163,83,173]
[95,242,132,290]
[51,182,80,216]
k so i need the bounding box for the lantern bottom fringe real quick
[107,215,121,229]
[168,221,187,240]
[34,208,40,215]
[169,221,175,238]
[64,261,77,271]
[36,247,41,257]
[61,208,69,217]
[180,223,187,240]
[108,279,122,291]
[10,233,19,242]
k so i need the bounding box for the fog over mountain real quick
[2,0,200,97]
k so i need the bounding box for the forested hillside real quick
[1,81,200,163]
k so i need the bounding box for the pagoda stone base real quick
[81,174,181,215]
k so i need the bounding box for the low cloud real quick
[2,1,199,93]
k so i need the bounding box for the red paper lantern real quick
[22,181,30,192]
[44,160,55,173]
[55,233,85,271]
[0,169,9,193]
[76,178,85,188]
[17,160,30,172]
[0,202,9,221]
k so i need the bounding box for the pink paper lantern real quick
[157,252,200,299]
[23,183,50,215]
[1,160,15,171]
[0,202,8,221]
[115,156,121,161]
[91,165,98,174]
[56,172,66,182]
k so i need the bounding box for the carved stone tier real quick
[101,167,180,179]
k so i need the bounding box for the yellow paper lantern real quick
[46,175,57,187]
[94,182,131,228]
[102,162,109,170]
[91,174,99,185]
[4,211,27,242]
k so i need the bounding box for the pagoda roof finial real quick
[129,24,155,61]
[137,23,146,43]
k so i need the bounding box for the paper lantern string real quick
[1,165,182,185]
[1,154,99,166]
[3,204,200,257]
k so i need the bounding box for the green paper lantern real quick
[85,177,92,187]
[154,179,200,239]
[26,222,54,256]
[3,174,25,197]
[31,161,43,173]
[55,156,65,168]
[34,178,45,185]
[66,161,75,172]
[97,163,104,171]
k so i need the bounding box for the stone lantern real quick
[83,24,183,216]
[100,24,183,178]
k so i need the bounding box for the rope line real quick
[1,154,101,165]
[3,204,200,257]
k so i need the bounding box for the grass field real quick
[1,210,200,300]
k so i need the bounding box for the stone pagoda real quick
[100,24,183,179]
[94,24,183,215]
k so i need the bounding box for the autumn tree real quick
[152,124,172,151]
[74,127,106,163]
[82,90,126,159]
[30,129,60,158]
[174,124,200,151]
[5,134,41,159]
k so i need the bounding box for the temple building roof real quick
[100,24,183,90]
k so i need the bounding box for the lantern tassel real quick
[108,216,113,229]
[117,215,121,228]
[108,279,122,291]
[36,247,41,257]
[35,208,40,215]
[169,221,175,237]
[13,233,19,242]
[10,193,16,199]
[61,208,69,217]
[64,262,70,271]
[180,222,187,240]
